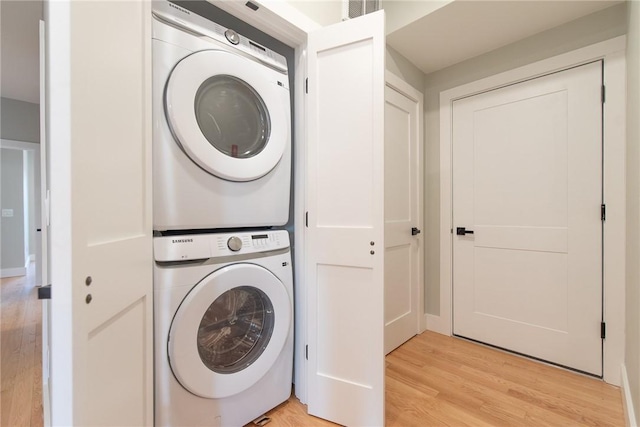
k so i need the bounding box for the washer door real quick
[169,263,291,399]
[165,50,288,182]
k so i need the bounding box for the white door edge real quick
[384,70,425,336]
[39,17,52,427]
[435,35,626,386]
[293,44,309,404]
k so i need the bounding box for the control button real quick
[225,29,240,45]
[227,236,242,252]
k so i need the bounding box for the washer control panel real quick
[154,230,289,262]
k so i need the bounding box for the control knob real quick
[227,236,242,252]
[224,29,240,45]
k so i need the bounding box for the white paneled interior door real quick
[452,61,603,375]
[384,74,423,355]
[47,1,153,424]
[306,10,386,426]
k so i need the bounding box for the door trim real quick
[385,71,425,335]
[435,36,626,385]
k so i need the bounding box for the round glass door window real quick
[165,50,289,182]
[194,75,271,159]
[197,286,274,374]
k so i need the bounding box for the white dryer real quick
[154,230,293,426]
[152,1,291,231]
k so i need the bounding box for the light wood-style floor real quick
[1,263,43,427]
[3,266,624,426]
[259,332,625,426]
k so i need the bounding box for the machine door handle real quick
[411,227,421,236]
[456,227,474,236]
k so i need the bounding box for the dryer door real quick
[168,263,291,399]
[165,50,290,182]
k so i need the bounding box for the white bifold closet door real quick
[306,10,386,427]
[48,2,154,425]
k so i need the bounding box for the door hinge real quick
[305,78,308,94]
[601,204,606,221]
[601,322,606,339]
[305,211,309,227]
[601,85,606,104]
[305,344,308,360]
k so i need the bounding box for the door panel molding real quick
[437,36,626,385]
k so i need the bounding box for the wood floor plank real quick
[8,285,38,426]
[260,332,624,426]
[1,274,30,426]
[3,264,625,427]
[31,303,44,427]
[1,264,43,427]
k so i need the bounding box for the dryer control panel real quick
[152,0,288,75]
[154,230,289,262]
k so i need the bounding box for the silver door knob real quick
[227,236,242,252]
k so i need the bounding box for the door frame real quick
[385,71,426,336]
[435,36,626,386]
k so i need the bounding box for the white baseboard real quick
[622,364,638,427]
[425,313,450,336]
[1,267,27,278]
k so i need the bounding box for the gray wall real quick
[26,150,36,257]
[626,0,640,419]
[386,45,425,93]
[1,97,40,143]
[1,148,26,272]
[422,3,628,315]
[1,97,40,275]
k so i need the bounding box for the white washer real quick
[152,1,291,231]
[154,230,293,426]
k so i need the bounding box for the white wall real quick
[284,0,452,34]
[423,3,627,315]
[626,0,640,420]
[285,0,342,27]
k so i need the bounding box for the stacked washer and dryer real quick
[151,2,293,426]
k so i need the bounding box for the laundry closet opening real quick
[150,3,298,426]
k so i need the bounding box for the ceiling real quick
[1,1,42,104]
[387,0,624,75]
[0,0,625,104]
